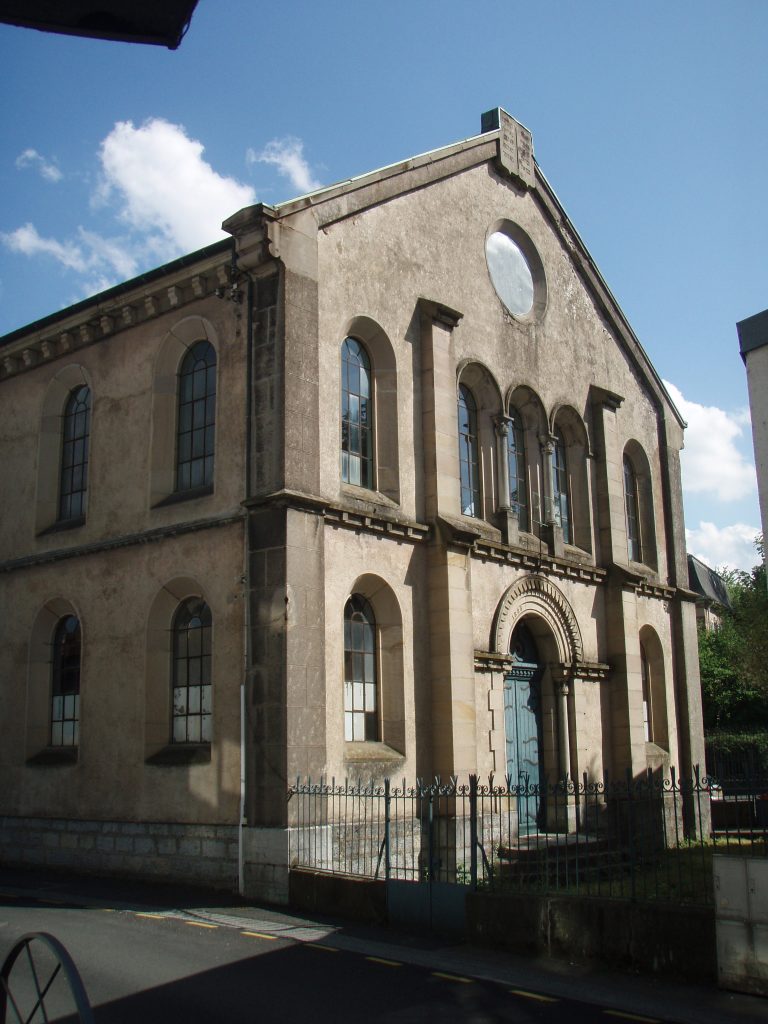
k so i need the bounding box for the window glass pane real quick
[353,681,364,711]
[364,682,376,712]
[62,721,74,746]
[201,715,212,742]
[52,696,63,722]
[486,231,534,316]
[344,712,354,742]
[59,387,91,522]
[51,722,63,746]
[177,342,216,492]
[343,595,378,741]
[172,598,213,743]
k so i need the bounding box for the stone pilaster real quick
[419,300,478,779]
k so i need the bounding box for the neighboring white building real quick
[0,109,705,901]
[737,308,768,580]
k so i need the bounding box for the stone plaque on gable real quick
[480,107,535,189]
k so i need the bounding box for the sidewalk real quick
[1,865,766,1024]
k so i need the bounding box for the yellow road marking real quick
[135,912,165,919]
[510,989,558,1003]
[432,971,473,984]
[366,956,401,967]
[310,943,338,952]
[242,931,278,941]
[99,908,116,912]
[185,921,218,929]
[604,1012,660,1023]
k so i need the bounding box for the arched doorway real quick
[504,620,544,834]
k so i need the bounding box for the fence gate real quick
[386,782,467,935]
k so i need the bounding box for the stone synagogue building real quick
[0,110,704,901]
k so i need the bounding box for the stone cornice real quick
[474,649,611,682]
[0,245,232,383]
[472,536,607,585]
[608,563,676,601]
[0,511,244,575]
[244,489,431,544]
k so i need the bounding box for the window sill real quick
[341,483,400,511]
[628,559,658,579]
[344,741,405,765]
[562,543,594,564]
[27,746,78,766]
[146,743,211,766]
[152,484,214,509]
[37,516,85,538]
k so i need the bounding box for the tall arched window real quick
[51,615,81,746]
[176,341,216,492]
[341,338,373,488]
[551,429,571,544]
[59,386,90,522]
[344,595,377,741]
[507,407,528,531]
[624,454,641,562]
[458,384,481,516]
[172,598,212,743]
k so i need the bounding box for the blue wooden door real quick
[504,628,543,835]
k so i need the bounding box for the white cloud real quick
[247,137,320,195]
[3,223,87,271]
[664,380,756,502]
[3,119,256,294]
[98,119,255,256]
[15,148,62,183]
[2,222,138,280]
[686,521,762,573]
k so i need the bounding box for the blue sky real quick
[1,0,765,570]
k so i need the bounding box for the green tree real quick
[698,535,768,731]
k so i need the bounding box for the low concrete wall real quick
[466,891,717,982]
[0,815,238,889]
[288,869,716,981]
[289,869,387,923]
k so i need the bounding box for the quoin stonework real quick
[0,110,705,902]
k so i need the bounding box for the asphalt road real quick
[1,870,766,1024]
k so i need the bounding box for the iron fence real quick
[288,768,768,905]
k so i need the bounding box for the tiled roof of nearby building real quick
[687,554,733,611]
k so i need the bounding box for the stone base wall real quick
[0,816,239,890]
[242,826,289,905]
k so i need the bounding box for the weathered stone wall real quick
[0,815,238,889]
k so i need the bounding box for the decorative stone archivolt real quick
[492,573,583,666]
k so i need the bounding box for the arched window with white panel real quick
[343,595,377,741]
